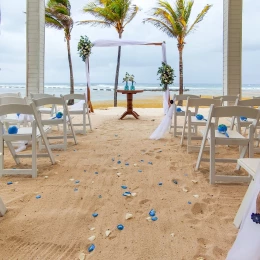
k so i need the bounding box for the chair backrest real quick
[62,93,86,101]
[0,104,34,117]
[32,96,64,107]
[0,92,21,98]
[0,97,27,105]
[173,94,201,101]
[213,94,240,102]
[30,93,54,100]
[236,98,260,107]
[186,98,222,108]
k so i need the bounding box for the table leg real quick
[132,111,139,117]
[120,111,129,120]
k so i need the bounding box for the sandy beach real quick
[0,106,253,259]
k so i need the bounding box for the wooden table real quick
[117,90,144,120]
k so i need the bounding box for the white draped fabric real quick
[149,104,174,140]
[85,39,169,113]
[226,163,260,260]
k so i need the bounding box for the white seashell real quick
[105,230,111,237]
[14,182,19,185]
[92,181,94,184]
[113,167,118,170]
[134,164,137,167]
[191,180,198,184]
[90,227,95,231]
[193,195,199,198]
[78,252,86,260]
[125,213,133,220]
[182,187,189,193]
[146,217,152,222]
[170,233,175,237]
[131,193,137,197]
[88,235,96,242]
[117,172,121,176]
[44,176,48,179]
[69,178,74,181]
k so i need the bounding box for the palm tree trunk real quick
[67,38,74,105]
[179,47,184,96]
[114,33,122,107]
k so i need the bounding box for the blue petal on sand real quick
[123,191,131,196]
[152,216,158,221]
[75,180,80,184]
[173,180,178,185]
[95,172,98,174]
[117,161,121,164]
[148,162,153,165]
[138,170,142,173]
[149,209,156,217]
[74,188,78,192]
[121,185,127,189]
[88,244,95,252]
[140,160,144,162]
[36,195,41,199]
[98,195,102,198]
[188,201,192,205]
[117,224,124,230]
[7,181,13,185]
[158,182,163,186]
[92,213,98,217]
[125,163,129,166]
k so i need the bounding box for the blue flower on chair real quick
[196,114,207,121]
[240,116,247,121]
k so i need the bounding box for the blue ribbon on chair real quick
[218,124,229,138]
[240,116,247,122]
[176,107,183,112]
[196,114,207,121]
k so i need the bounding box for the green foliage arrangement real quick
[78,36,93,62]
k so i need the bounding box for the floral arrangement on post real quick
[77,35,93,62]
[128,74,136,90]
[123,72,130,90]
[77,35,94,112]
[157,62,175,91]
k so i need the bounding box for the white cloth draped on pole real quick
[226,162,260,260]
[149,104,174,140]
[85,39,169,113]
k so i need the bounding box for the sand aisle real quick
[0,108,248,259]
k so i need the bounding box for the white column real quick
[26,0,45,96]
[223,0,243,97]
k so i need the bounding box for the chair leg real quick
[32,125,37,178]
[173,113,177,137]
[209,125,216,184]
[187,113,191,153]
[5,141,20,164]
[180,113,187,146]
[88,112,92,131]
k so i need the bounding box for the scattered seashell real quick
[125,213,133,220]
[69,178,74,181]
[131,193,137,197]
[78,252,86,260]
[146,217,152,221]
[105,230,111,237]
[170,233,175,237]
[90,227,95,231]
[14,182,19,185]
[44,176,48,179]
[92,181,94,184]
[182,187,189,193]
[117,172,121,177]
[193,195,199,198]
[196,258,205,260]
[88,235,96,242]
[117,224,124,230]
[191,180,198,184]
[88,244,95,253]
[112,158,115,161]
[113,167,118,170]
[134,163,137,167]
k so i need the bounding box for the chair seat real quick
[191,116,208,125]
[39,108,52,113]
[200,129,245,140]
[13,126,51,138]
[227,117,253,126]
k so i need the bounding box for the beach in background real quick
[1,83,260,108]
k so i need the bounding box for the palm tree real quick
[78,0,139,107]
[45,0,75,105]
[144,0,212,96]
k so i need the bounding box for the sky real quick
[0,0,260,84]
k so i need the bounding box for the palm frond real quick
[186,4,212,35]
[45,14,64,30]
[77,20,111,28]
[184,0,193,23]
[143,18,175,38]
[124,4,139,27]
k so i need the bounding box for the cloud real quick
[0,0,259,84]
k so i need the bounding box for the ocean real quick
[0,83,260,100]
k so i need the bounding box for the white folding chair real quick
[195,105,260,184]
[233,158,260,228]
[61,93,92,135]
[0,97,29,128]
[0,92,21,98]
[180,98,222,153]
[32,97,77,150]
[30,93,57,117]
[213,94,240,106]
[170,94,201,137]
[0,104,55,178]
[0,196,7,217]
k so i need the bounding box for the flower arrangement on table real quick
[157,62,175,91]
[77,35,93,62]
[123,72,136,90]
